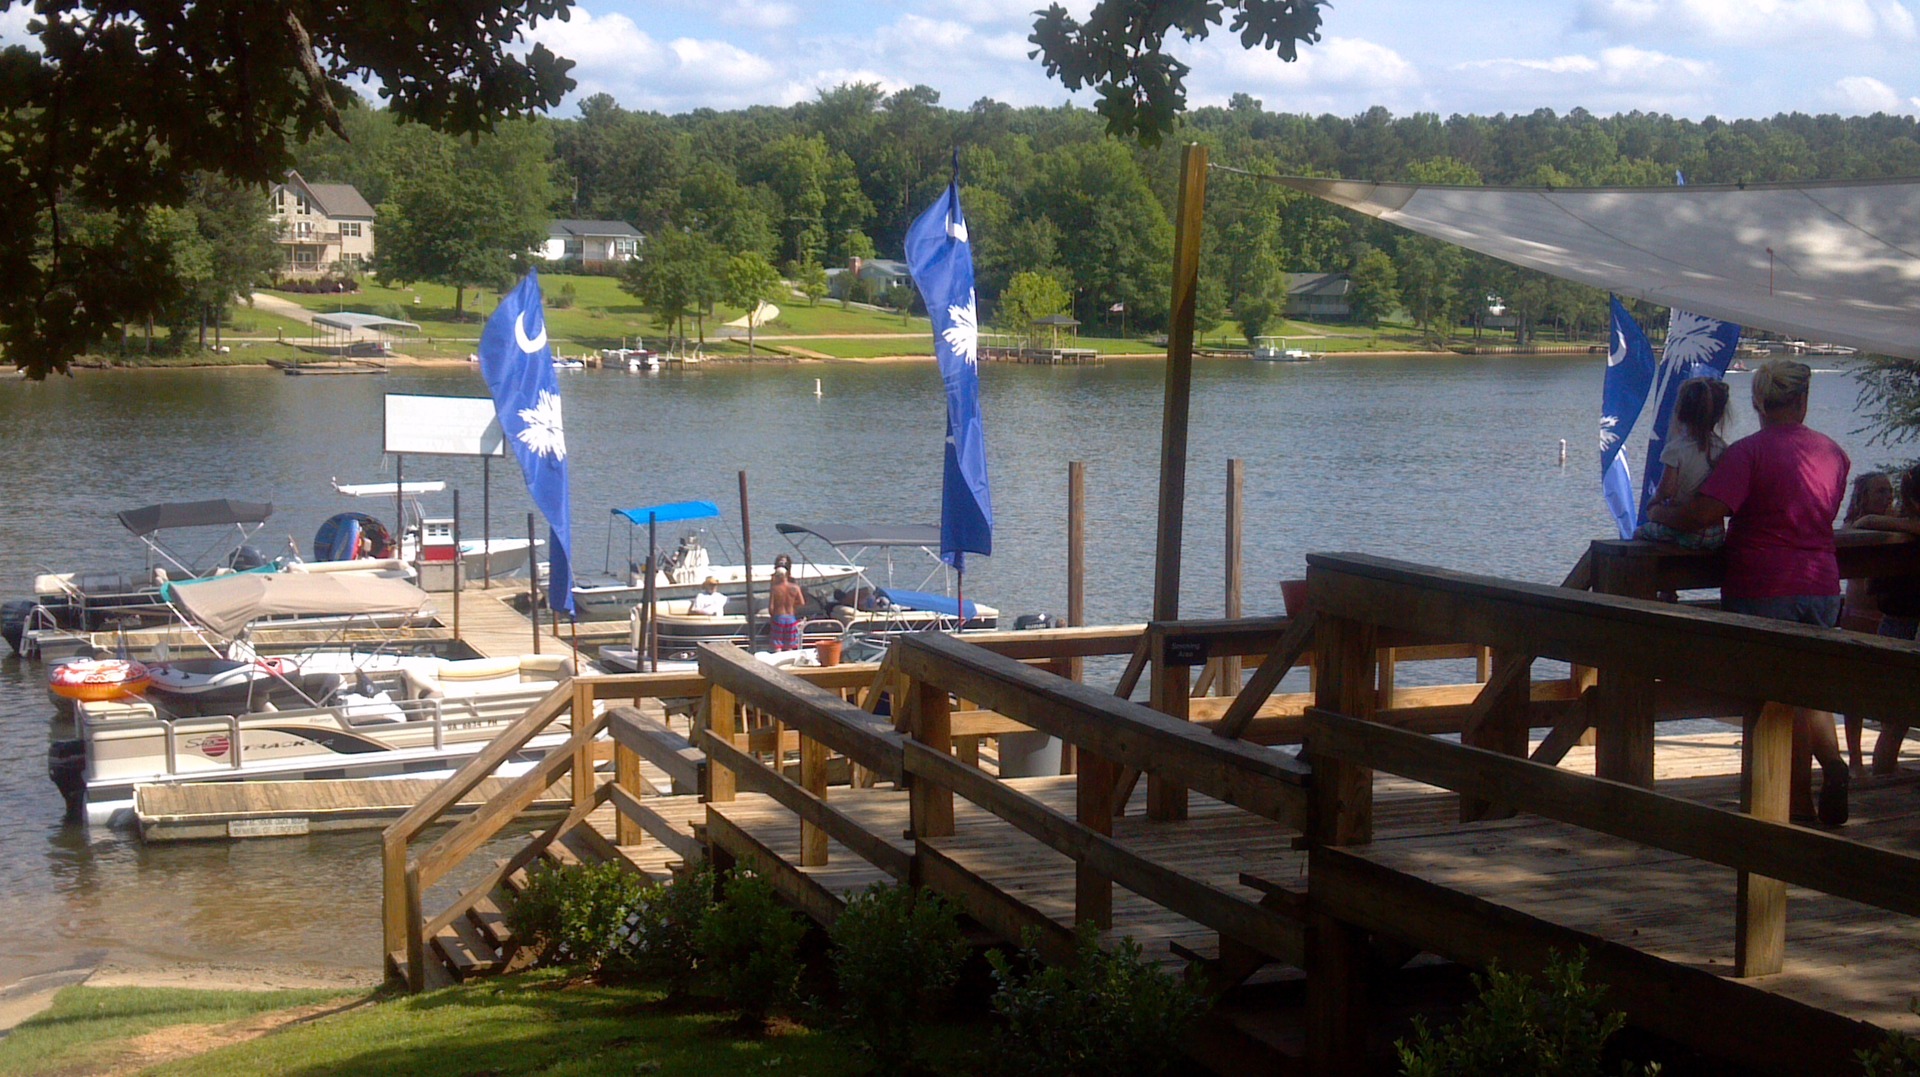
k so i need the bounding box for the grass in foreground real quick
[90,969,984,1077]
[0,985,351,1076]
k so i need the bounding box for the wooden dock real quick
[380,546,1920,1073]
[135,775,571,842]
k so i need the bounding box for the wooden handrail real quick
[608,707,705,794]
[893,632,1311,827]
[382,680,574,845]
[412,709,610,889]
[1304,707,1920,917]
[703,732,911,880]
[1305,552,1920,718]
[697,644,905,782]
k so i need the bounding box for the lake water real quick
[0,355,1883,983]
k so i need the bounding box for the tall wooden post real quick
[1064,461,1087,773]
[909,678,954,838]
[1222,459,1244,695]
[1150,141,1208,627]
[450,489,462,641]
[1144,143,1206,821]
[739,470,758,645]
[708,684,738,802]
[1306,609,1378,1072]
[1737,704,1792,976]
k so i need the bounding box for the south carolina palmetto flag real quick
[1602,296,1656,538]
[904,165,992,571]
[478,269,575,614]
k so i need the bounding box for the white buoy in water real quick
[1558,438,1568,466]
[814,378,823,398]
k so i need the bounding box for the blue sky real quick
[513,0,1920,120]
[3,1,1916,120]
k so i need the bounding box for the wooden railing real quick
[382,624,1146,990]
[1298,551,1920,984]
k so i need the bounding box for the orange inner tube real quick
[50,659,153,701]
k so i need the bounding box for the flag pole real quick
[1152,142,1208,625]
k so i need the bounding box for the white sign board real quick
[384,394,506,457]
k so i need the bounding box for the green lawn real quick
[0,972,988,1077]
[0,986,352,1075]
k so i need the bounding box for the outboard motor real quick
[227,545,270,571]
[1013,612,1056,632]
[47,739,87,820]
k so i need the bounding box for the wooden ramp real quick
[136,776,569,842]
[449,589,623,661]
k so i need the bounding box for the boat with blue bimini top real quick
[47,571,574,828]
[627,521,1044,666]
[569,500,861,622]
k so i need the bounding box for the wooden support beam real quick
[1147,650,1191,821]
[1529,687,1595,766]
[1214,611,1317,741]
[607,706,704,795]
[1460,650,1532,822]
[385,680,571,843]
[1308,613,1375,846]
[708,683,737,802]
[704,807,846,926]
[1305,858,1373,1073]
[800,735,830,867]
[698,644,905,781]
[607,783,701,863]
[910,676,954,838]
[1113,635,1150,700]
[613,742,644,846]
[571,682,597,810]
[1076,748,1115,928]
[1736,703,1793,976]
[1593,667,1657,787]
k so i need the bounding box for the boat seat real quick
[518,655,574,682]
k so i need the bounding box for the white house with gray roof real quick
[269,172,376,277]
[541,220,643,267]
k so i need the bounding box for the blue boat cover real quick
[612,500,720,525]
[880,588,978,619]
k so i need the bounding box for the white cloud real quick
[716,0,798,32]
[1452,46,1718,113]
[915,0,1094,27]
[1577,0,1918,46]
[1829,75,1918,113]
[529,7,789,111]
[1186,35,1423,113]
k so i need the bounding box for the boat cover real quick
[167,572,431,638]
[776,523,942,548]
[1265,175,1920,359]
[880,588,979,619]
[311,312,423,333]
[116,499,273,536]
[613,500,720,525]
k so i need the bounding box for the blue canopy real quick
[612,500,720,525]
[881,588,980,620]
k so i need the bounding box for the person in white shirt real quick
[690,577,728,616]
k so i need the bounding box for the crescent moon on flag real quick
[1608,327,1626,366]
[514,311,548,355]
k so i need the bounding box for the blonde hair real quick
[1751,359,1812,413]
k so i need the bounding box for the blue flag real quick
[1602,296,1657,538]
[479,270,575,615]
[904,169,992,571]
[1637,310,1741,515]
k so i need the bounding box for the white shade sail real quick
[1265,175,1920,360]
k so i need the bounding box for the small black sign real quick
[1164,636,1208,666]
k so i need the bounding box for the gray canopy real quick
[116,499,273,536]
[168,572,431,638]
[776,523,942,548]
[1266,175,1920,359]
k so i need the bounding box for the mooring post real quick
[1064,460,1086,774]
[1222,458,1244,696]
[451,489,461,640]
[1145,142,1207,822]
[527,512,540,654]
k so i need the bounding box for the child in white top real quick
[1636,376,1731,549]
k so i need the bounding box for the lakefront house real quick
[268,172,376,277]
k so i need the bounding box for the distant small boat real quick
[1252,336,1317,362]
[551,357,586,371]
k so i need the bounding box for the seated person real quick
[689,576,728,616]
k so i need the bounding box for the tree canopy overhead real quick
[2,0,578,377]
[1029,0,1325,143]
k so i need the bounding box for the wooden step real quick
[432,917,501,981]
[467,893,514,950]
[558,819,622,864]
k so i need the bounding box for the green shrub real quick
[604,861,716,997]
[551,281,577,310]
[986,922,1204,1077]
[1396,949,1657,1077]
[503,861,648,970]
[830,883,969,1068]
[694,868,808,1026]
[1861,1001,1920,1076]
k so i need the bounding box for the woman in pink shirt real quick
[1648,360,1851,823]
